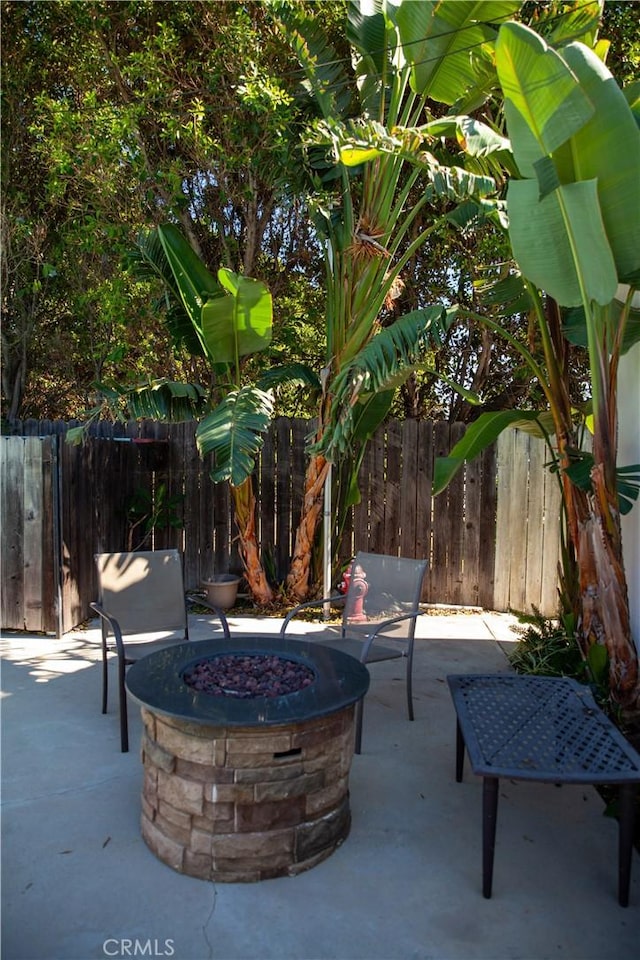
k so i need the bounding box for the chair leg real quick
[117,654,129,753]
[406,644,415,721]
[354,699,364,755]
[455,719,466,782]
[101,634,108,715]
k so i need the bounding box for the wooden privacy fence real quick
[1,418,562,635]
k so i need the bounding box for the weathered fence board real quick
[478,441,498,610]
[493,430,562,616]
[539,452,563,614]
[384,421,402,558]
[414,422,433,577]
[259,426,276,578]
[400,419,418,560]
[2,418,563,633]
[275,418,293,579]
[1,436,60,634]
[462,449,483,607]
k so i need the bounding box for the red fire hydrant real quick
[344,561,368,623]
[337,564,352,595]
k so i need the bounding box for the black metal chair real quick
[280,551,429,752]
[91,549,230,752]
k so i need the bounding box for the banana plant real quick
[428,21,640,709]
[496,23,640,710]
[274,0,514,600]
[133,224,278,604]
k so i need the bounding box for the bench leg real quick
[482,776,500,898]
[455,719,465,782]
[618,783,637,907]
[354,698,363,755]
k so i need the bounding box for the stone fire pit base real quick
[139,704,356,882]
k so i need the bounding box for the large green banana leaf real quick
[507,178,617,307]
[558,43,640,283]
[272,6,354,121]
[196,387,274,487]
[156,227,272,365]
[130,230,207,357]
[320,305,461,459]
[258,363,322,394]
[495,22,640,310]
[119,379,208,421]
[65,379,208,445]
[337,120,496,200]
[156,224,221,352]
[397,1,522,105]
[202,268,272,363]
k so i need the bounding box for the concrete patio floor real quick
[1,609,638,960]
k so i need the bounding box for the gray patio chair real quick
[91,549,230,753]
[280,551,429,752]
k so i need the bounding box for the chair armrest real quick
[90,601,126,660]
[186,595,231,640]
[280,594,344,636]
[358,610,421,661]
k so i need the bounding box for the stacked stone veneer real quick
[140,704,356,881]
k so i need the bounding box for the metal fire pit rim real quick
[125,633,370,728]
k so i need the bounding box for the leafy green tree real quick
[5,0,595,428]
[2,0,186,418]
[2,1,335,419]
[1,0,64,419]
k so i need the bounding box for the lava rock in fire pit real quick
[183,653,316,699]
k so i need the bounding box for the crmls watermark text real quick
[103,940,175,957]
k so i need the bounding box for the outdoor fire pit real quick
[125,636,369,882]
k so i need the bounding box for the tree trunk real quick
[285,453,331,602]
[541,296,639,710]
[556,436,639,711]
[232,478,273,605]
[575,464,639,711]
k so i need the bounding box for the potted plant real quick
[201,573,242,610]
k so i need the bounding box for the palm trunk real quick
[555,430,639,711]
[582,310,639,710]
[578,513,637,709]
[536,295,638,711]
[232,478,273,605]
[285,453,331,602]
[574,456,639,711]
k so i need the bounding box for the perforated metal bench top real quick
[447,673,640,783]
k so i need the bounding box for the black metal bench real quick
[447,673,640,906]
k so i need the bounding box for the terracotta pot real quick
[201,575,241,610]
